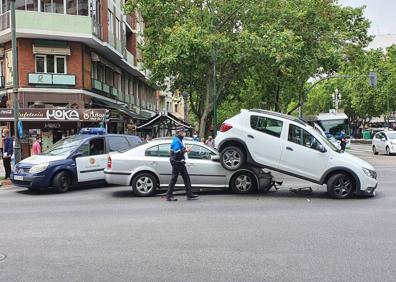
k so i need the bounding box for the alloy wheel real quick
[333,177,352,198]
[223,150,241,170]
[235,175,252,192]
[136,177,154,194]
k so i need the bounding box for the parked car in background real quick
[104,138,272,196]
[215,109,378,199]
[372,131,396,155]
[11,128,142,193]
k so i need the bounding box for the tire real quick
[386,146,391,155]
[372,146,378,155]
[52,171,72,193]
[220,146,246,171]
[132,172,157,197]
[327,173,355,199]
[230,171,257,194]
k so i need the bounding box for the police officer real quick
[165,126,199,201]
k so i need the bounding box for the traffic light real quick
[105,109,110,122]
[369,72,377,87]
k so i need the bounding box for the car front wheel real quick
[220,146,246,171]
[372,146,378,155]
[52,171,72,193]
[327,173,355,199]
[132,173,157,197]
[386,146,391,155]
[230,171,257,194]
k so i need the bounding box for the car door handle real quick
[247,135,255,139]
[286,146,294,151]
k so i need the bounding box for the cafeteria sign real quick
[0,109,106,122]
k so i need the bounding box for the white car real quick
[215,109,378,199]
[104,138,275,197]
[372,131,396,155]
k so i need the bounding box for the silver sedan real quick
[104,138,266,197]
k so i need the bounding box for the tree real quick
[126,0,371,135]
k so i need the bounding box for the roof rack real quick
[249,109,307,126]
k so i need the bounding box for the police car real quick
[11,128,142,193]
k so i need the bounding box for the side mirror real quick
[317,144,326,153]
[211,155,220,162]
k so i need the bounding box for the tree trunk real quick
[198,68,212,138]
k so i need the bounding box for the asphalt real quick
[0,145,395,282]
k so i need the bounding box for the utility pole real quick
[10,0,21,163]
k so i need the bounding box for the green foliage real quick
[126,0,371,134]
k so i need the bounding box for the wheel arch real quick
[320,167,361,191]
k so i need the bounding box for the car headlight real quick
[29,163,49,174]
[362,168,377,179]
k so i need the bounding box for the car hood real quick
[19,155,66,166]
[342,152,375,171]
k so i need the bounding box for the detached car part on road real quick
[215,109,378,199]
[11,128,142,193]
[104,139,279,196]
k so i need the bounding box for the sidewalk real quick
[0,159,13,187]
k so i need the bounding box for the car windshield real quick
[42,135,86,157]
[386,132,396,139]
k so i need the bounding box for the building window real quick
[35,55,67,74]
[108,10,113,33]
[53,0,63,13]
[77,0,87,16]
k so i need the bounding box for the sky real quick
[338,0,396,35]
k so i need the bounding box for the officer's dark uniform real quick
[166,129,198,201]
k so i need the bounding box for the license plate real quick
[14,175,24,181]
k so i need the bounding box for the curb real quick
[0,179,13,188]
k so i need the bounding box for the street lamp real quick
[10,0,21,163]
[181,91,189,123]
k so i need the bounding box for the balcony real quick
[28,73,76,86]
[125,50,135,67]
[0,12,9,31]
[92,79,111,95]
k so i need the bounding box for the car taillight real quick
[220,123,233,132]
[107,155,112,169]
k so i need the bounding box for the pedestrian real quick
[339,130,347,152]
[206,136,214,148]
[200,137,205,144]
[193,131,200,141]
[31,136,41,155]
[3,129,13,179]
[144,134,152,142]
[165,126,199,201]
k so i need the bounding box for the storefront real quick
[0,108,106,159]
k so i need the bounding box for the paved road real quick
[1,145,395,282]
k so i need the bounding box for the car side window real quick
[288,125,322,151]
[108,136,130,152]
[250,115,283,138]
[89,138,105,155]
[158,144,171,157]
[187,145,215,160]
[145,146,158,157]
[79,138,105,156]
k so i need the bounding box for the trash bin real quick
[362,131,371,139]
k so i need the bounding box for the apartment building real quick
[0,0,157,156]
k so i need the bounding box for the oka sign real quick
[46,109,80,121]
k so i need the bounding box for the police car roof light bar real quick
[79,128,107,135]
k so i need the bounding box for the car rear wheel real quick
[372,146,378,155]
[220,146,245,171]
[52,171,72,193]
[132,173,157,197]
[230,171,257,194]
[327,173,355,199]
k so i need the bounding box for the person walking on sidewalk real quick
[31,136,41,155]
[3,129,13,179]
[165,126,199,201]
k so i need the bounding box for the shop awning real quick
[137,112,192,130]
[91,97,146,120]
